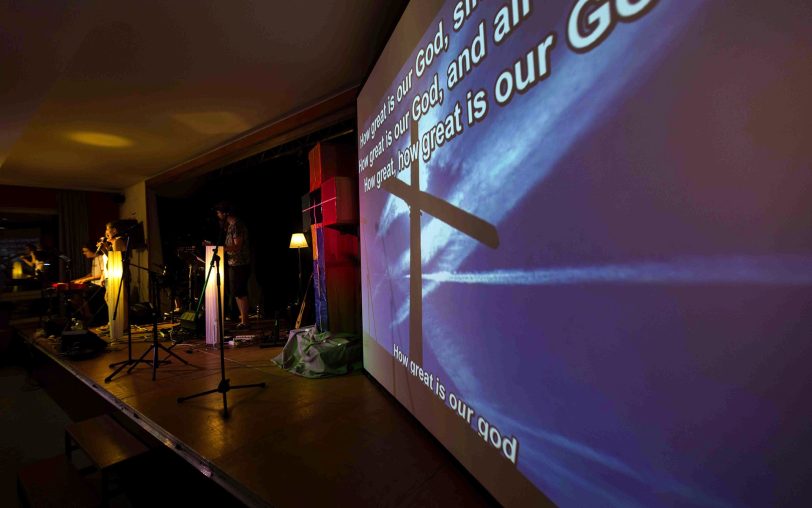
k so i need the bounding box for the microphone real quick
[95,236,108,254]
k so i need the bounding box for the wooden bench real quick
[64,414,150,504]
[17,454,101,508]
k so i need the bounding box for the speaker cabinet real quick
[115,219,146,249]
[60,330,107,359]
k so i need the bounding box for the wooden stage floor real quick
[17,323,495,507]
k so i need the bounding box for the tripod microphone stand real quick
[177,245,265,418]
[57,255,76,334]
[126,264,189,381]
[106,235,151,383]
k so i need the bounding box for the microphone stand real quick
[125,263,190,381]
[57,255,75,334]
[177,233,265,418]
[105,234,150,383]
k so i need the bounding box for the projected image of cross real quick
[383,119,499,366]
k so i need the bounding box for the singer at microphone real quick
[95,236,109,254]
[102,221,127,252]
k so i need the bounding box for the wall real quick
[0,183,119,248]
[0,184,58,212]
[121,181,149,303]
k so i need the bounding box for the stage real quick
[15,322,494,507]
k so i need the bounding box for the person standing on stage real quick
[214,202,251,329]
[98,221,127,254]
[97,221,129,334]
[20,243,44,276]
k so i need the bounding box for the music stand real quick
[105,234,150,383]
[177,239,265,418]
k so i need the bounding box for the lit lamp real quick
[204,245,225,347]
[289,233,308,304]
[104,251,126,342]
[12,261,23,279]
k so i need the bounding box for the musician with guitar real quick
[212,202,252,330]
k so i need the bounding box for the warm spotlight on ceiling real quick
[67,131,134,148]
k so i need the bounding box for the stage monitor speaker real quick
[130,302,154,325]
[322,177,358,227]
[179,310,203,332]
[60,330,107,359]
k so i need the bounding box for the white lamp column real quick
[104,251,127,342]
[204,245,225,346]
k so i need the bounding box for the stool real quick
[65,414,149,504]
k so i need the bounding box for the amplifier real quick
[179,310,202,332]
[60,330,107,359]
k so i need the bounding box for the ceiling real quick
[0,0,407,192]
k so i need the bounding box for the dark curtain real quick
[57,191,89,282]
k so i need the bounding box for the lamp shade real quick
[205,246,225,347]
[104,251,127,342]
[289,233,308,249]
[106,254,123,280]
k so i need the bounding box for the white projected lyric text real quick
[358,0,658,193]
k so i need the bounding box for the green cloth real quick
[273,326,362,378]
